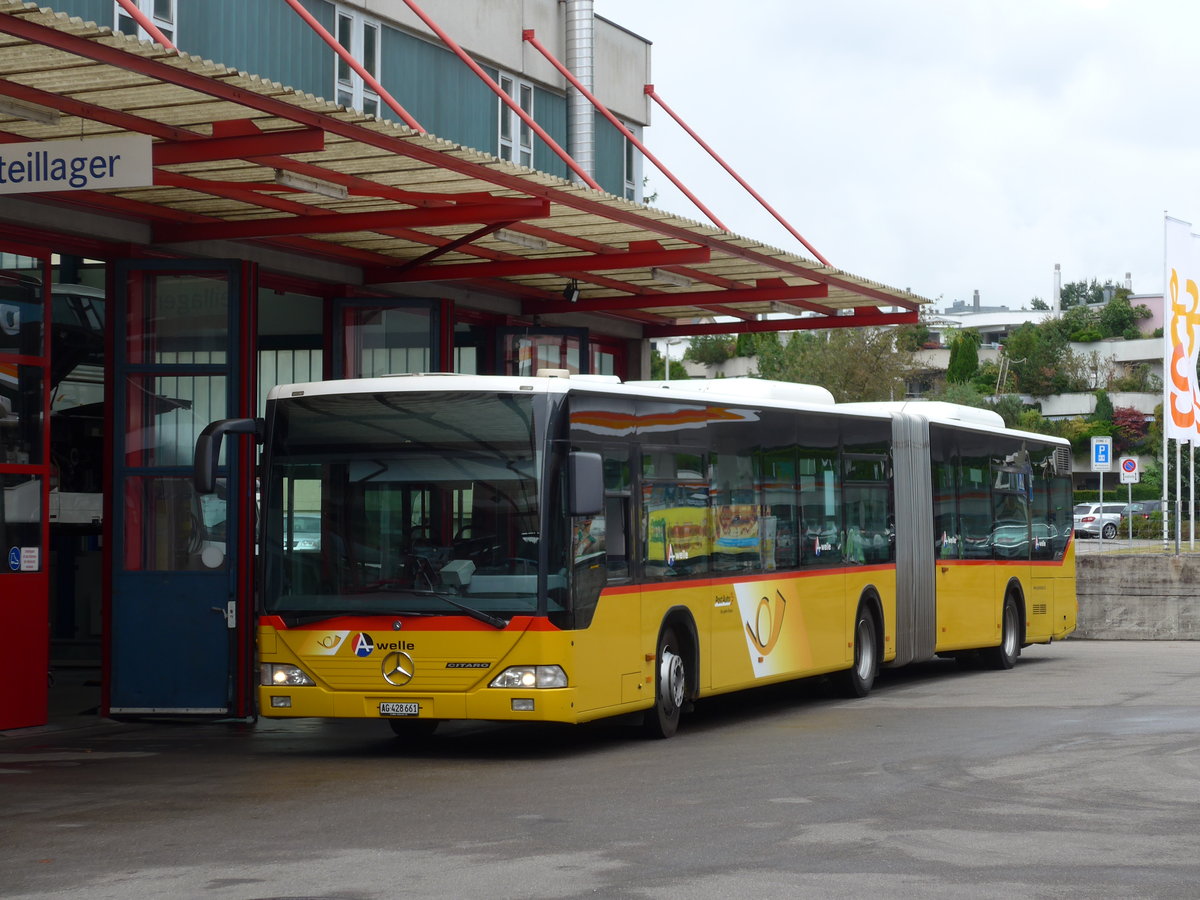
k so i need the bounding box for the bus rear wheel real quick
[837,605,879,698]
[983,595,1020,670]
[642,625,687,739]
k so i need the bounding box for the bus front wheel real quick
[837,605,879,698]
[643,625,686,739]
[983,595,1020,670]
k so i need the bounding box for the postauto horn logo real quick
[353,633,375,657]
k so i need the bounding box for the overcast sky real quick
[596,0,1193,311]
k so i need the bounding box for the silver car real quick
[1072,502,1126,539]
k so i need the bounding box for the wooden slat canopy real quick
[0,2,927,336]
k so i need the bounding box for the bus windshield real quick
[261,390,556,622]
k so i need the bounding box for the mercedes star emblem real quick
[381,650,415,686]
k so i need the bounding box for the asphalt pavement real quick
[4,639,1200,899]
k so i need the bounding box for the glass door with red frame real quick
[0,252,51,729]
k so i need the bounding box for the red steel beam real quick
[152,198,550,243]
[281,0,424,132]
[153,127,325,164]
[365,244,711,283]
[522,29,728,232]
[522,282,829,315]
[644,310,918,338]
[398,0,601,191]
[645,85,831,267]
[0,12,919,313]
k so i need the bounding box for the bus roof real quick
[264,373,1069,446]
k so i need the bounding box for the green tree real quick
[1059,279,1112,309]
[989,393,1026,428]
[1090,388,1114,425]
[1030,297,1049,310]
[755,328,918,402]
[894,323,932,352]
[1097,293,1151,340]
[933,381,990,408]
[683,335,735,366]
[945,329,981,384]
[650,348,688,380]
[1002,319,1091,396]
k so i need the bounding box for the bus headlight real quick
[261,663,315,687]
[489,665,568,689]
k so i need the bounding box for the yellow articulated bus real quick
[195,373,1076,739]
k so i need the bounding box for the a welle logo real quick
[351,633,414,657]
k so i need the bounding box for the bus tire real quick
[642,625,686,739]
[837,604,879,698]
[388,718,438,740]
[983,595,1020,670]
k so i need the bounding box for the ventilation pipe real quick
[565,0,595,183]
[973,289,980,311]
[1053,263,1062,312]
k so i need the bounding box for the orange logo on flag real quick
[1168,267,1200,432]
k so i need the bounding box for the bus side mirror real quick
[194,417,264,494]
[568,451,604,516]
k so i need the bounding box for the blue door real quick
[108,260,255,715]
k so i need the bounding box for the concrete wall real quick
[1075,555,1200,639]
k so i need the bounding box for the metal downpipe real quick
[565,0,595,183]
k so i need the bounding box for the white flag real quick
[1164,216,1200,444]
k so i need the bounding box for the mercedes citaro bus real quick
[195,373,1076,739]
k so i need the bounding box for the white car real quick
[1073,502,1126,539]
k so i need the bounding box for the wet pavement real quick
[4,640,1200,899]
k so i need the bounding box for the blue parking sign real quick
[1090,436,1113,472]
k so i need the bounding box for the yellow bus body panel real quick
[257,563,900,724]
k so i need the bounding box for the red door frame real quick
[0,244,52,729]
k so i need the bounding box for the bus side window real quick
[843,453,892,564]
[602,450,631,580]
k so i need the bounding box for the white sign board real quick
[1091,436,1113,472]
[0,135,153,195]
[1119,456,1140,484]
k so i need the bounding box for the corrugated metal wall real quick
[592,112,627,198]
[179,0,333,101]
[532,87,567,180]
[380,30,497,154]
[40,1,624,198]
[49,0,110,27]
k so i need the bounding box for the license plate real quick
[379,702,420,717]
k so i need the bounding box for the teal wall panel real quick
[39,1,626,192]
[376,28,495,153]
[48,0,110,28]
[533,88,567,180]
[593,113,626,198]
[177,0,333,101]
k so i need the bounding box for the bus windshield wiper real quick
[350,577,510,629]
[401,589,510,630]
[278,609,438,626]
